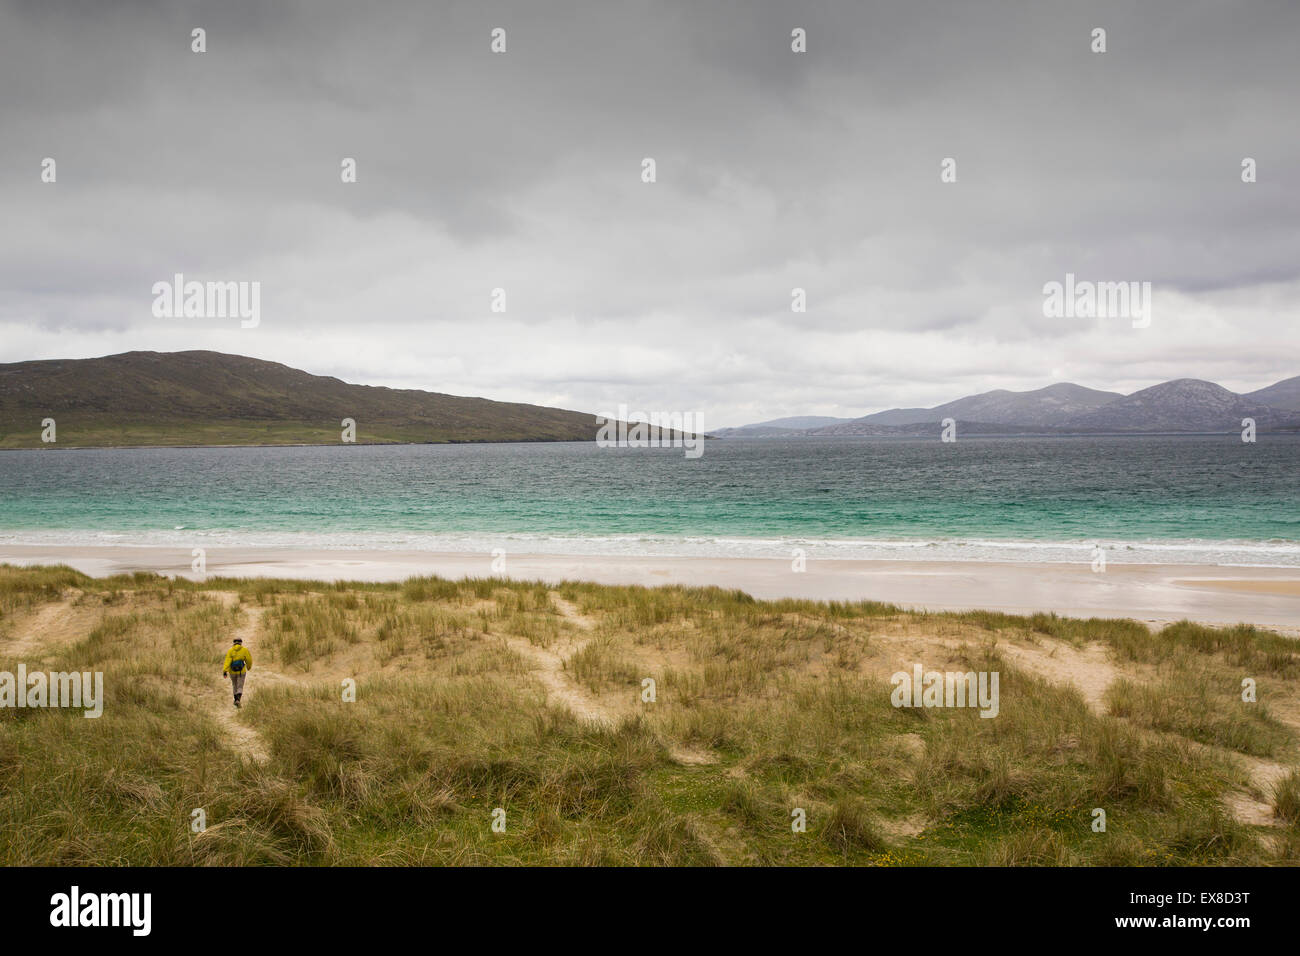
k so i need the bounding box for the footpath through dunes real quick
[993,638,1119,713]
[4,565,1300,866]
[1008,630,1300,836]
[198,597,287,765]
[855,612,1300,834]
[0,582,300,767]
[500,593,610,724]
[501,591,718,765]
[0,589,101,661]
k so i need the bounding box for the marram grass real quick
[1,564,1297,866]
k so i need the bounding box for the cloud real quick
[2,0,1298,427]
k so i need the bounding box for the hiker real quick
[222,637,253,708]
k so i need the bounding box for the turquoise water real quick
[1,435,1297,565]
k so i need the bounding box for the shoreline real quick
[4,543,1300,632]
[2,431,1298,454]
[0,437,596,451]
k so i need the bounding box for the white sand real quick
[4,543,1300,631]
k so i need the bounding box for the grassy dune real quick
[1,564,1298,866]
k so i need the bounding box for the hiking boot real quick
[234,698,241,709]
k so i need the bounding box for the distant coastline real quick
[4,429,1299,452]
[0,436,598,452]
[4,351,1300,448]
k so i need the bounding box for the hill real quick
[720,376,1300,437]
[848,383,1122,431]
[0,351,603,447]
[712,415,855,439]
[1064,379,1291,433]
[1245,375,1300,412]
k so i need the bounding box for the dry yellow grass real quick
[2,565,1298,866]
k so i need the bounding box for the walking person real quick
[222,636,252,708]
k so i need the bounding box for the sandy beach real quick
[3,543,1299,632]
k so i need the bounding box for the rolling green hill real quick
[0,351,603,448]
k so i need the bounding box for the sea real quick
[1,435,1297,567]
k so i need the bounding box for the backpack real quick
[229,656,246,673]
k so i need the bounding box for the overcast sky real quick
[2,0,1297,427]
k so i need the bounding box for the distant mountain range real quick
[5,352,1297,449]
[717,377,1300,438]
[0,350,605,448]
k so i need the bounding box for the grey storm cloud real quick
[1,0,1298,426]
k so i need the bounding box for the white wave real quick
[1,528,1298,567]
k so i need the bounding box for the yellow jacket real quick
[223,644,252,674]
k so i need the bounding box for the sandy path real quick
[500,593,612,724]
[993,634,1296,831]
[202,604,273,762]
[0,591,282,763]
[500,592,715,765]
[201,599,303,764]
[1223,756,1290,827]
[504,636,613,724]
[996,638,1120,713]
[550,594,594,631]
[1,591,96,660]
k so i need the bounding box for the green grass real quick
[0,565,1297,865]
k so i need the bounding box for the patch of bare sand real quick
[896,732,925,758]
[1174,579,1300,599]
[550,594,595,631]
[859,630,976,684]
[207,693,271,763]
[503,634,616,724]
[498,592,616,721]
[1221,673,1300,831]
[2,590,99,659]
[795,618,1297,835]
[879,814,928,838]
[1213,752,1291,832]
[499,592,718,765]
[996,639,1120,712]
[207,590,242,610]
[1223,694,1300,831]
[667,746,719,766]
[974,634,1293,832]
